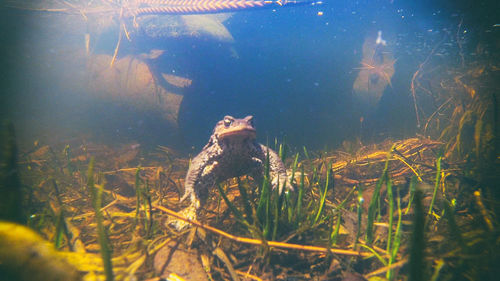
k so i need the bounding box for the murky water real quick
[0,0,498,280]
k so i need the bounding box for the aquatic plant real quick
[86,157,114,281]
[13,126,498,280]
[134,167,154,237]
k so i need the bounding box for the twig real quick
[153,204,374,257]
[110,11,124,67]
[102,166,161,174]
[424,97,453,135]
[364,259,408,278]
[235,270,262,281]
[393,154,423,182]
[410,37,446,128]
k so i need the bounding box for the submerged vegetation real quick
[2,44,499,279]
[0,4,498,281]
[5,99,498,281]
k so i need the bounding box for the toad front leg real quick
[175,152,220,230]
[182,159,218,211]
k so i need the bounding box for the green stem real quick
[428,157,442,216]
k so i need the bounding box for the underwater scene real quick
[0,0,499,280]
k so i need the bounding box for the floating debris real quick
[353,31,396,109]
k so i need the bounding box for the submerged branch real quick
[153,204,374,257]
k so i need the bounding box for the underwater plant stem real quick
[110,24,123,67]
[442,199,466,250]
[237,178,253,223]
[257,150,272,238]
[216,183,245,223]
[387,185,402,280]
[366,149,391,245]
[295,165,304,224]
[410,36,445,128]
[303,146,310,159]
[144,179,153,237]
[87,157,114,281]
[405,176,418,215]
[330,211,341,245]
[430,259,445,281]
[50,179,71,249]
[338,185,357,209]
[424,97,453,134]
[359,244,387,266]
[428,157,442,216]
[355,186,363,248]
[272,180,280,241]
[54,210,64,249]
[386,179,393,253]
[473,190,494,231]
[134,167,142,226]
[364,259,408,279]
[313,162,330,224]
[393,154,423,182]
[287,153,299,222]
[409,190,425,281]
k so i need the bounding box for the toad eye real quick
[223,118,232,127]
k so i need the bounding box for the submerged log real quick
[87,54,186,127]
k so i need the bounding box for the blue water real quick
[0,0,498,151]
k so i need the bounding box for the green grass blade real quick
[237,178,253,224]
[54,210,64,249]
[285,188,293,224]
[272,178,280,241]
[313,162,330,224]
[338,185,357,209]
[303,146,310,159]
[388,185,403,280]
[257,152,271,230]
[428,156,442,216]
[359,244,387,266]
[355,186,364,247]
[87,157,114,281]
[330,211,341,245]
[216,183,246,224]
[294,165,305,226]
[143,179,153,237]
[386,178,394,253]
[134,167,142,221]
[366,159,389,245]
[405,176,418,215]
[409,189,425,281]
[256,150,272,238]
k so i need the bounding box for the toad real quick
[176,115,291,227]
